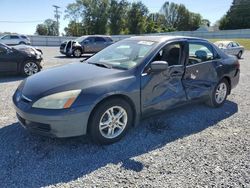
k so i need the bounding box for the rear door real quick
[94,37,107,52]
[10,35,20,45]
[232,42,241,55]
[0,46,18,72]
[226,42,234,55]
[183,41,220,100]
[141,40,188,116]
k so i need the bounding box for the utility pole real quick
[53,5,61,36]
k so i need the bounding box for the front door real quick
[141,41,187,116]
[94,37,106,52]
[0,47,18,72]
[183,41,220,100]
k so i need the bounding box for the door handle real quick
[171,71,182,77]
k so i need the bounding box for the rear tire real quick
[207,79,229,108]
[21,61,40,76]
[237,51,242,59]
[19,41,26,45]
[89,98,133,145]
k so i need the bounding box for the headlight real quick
[30,50,36,55]
[32,90,81,109]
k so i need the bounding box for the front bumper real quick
[13,91,91,138]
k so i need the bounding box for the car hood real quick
[13,45,42,56]
[21,62,124,100]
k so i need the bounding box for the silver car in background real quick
[60,35,113,57]
[0,34,31,45]
[214,41,244,59]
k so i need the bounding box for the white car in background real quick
[0,34,31,45]
[214,41,244,59]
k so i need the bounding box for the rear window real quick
[21,35,28,39]
[188,42,219,65]
[105,37,113,42]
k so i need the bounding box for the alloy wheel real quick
[215,82,227,104]
[99,106,128,139]
[24,62,39,76]
[74,49,81,57]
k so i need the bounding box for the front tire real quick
[207,79,229,108]
[73,48,82,58]
[89,98,133,144]
[21,61,40,76]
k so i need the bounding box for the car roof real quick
[125,35,208,43]
[84,35,111,38]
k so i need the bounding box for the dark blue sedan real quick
[13,36,240,144]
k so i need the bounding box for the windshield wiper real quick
[88,62,112,69]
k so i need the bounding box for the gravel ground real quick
[0,48,249,188]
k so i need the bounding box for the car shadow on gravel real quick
[0,100,238,187]
[0,75,24,83]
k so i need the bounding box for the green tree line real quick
[62,0,204,36]
[219,0,250,30]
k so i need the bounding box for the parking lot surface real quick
[0,47,249,187]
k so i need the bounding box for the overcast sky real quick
[0,0,232,35]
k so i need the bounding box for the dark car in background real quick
[0,34,31,45]
[13,36,239,144]
[60,35,113,57]
[0,43,43,76]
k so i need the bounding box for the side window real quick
[188,42,217,66]
[87,37,95,43]
[232,42,239,47]
[105,37,113,42]
[10,35,19,39]
[95,37,106,43]
[152,43,182,66]
[227,42,233,48]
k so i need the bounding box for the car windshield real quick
[86,40,157,70]
[75,36,88,43]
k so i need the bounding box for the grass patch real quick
[209,38,250,50]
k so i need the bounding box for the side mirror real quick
[150,61,169,72]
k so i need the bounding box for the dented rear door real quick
[183,41,219,100]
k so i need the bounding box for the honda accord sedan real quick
[13,36,240,144]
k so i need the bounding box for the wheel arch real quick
[223,76,231,95]
[86,94,137,134]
